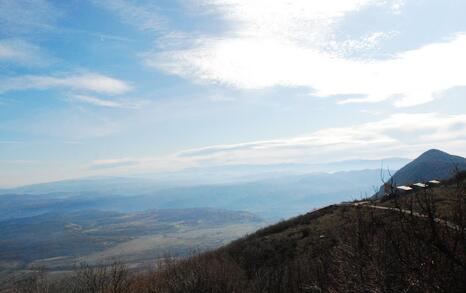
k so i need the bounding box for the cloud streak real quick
[0,39,50,66]
[89,158,140,170]
[0,73,132,95]
[91,0,168,33]
[179,113,466,159]
[0,0,61,34]
[70,95,145,109]
[89,112,466,173]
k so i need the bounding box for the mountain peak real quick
[374,149,466,197]
[389,149,466,186]
[416,149,454,161]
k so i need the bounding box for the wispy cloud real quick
[89,156,192,172]
[70,95,145,109]
[88,112,466,173]
[89,158,139,170]
[179,113,466,159]
[57,27,135,43]
[91,0,168,33]
[0,39,51,66]
[0,0,61,34]
[0,73,132,95]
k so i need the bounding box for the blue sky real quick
[1,0,466,187]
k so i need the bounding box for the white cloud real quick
[0,39,50,66]
[71,95,145,109]
[89,155,194,173]
[144,0,466,107]
[0,73,132,95]
[89,158,139,169]
[150,34,466,107]
[0,40,26,59]
[337,34,466,107]
[88,112,466,172]
[201,0,398,47]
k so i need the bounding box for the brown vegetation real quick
[8,175,466,293]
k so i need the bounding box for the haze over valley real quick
[0,159,403,275]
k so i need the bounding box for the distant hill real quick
[0,158,409,196]
[387,149,466,186]
[0,169,394,221]
[0,177,168,196]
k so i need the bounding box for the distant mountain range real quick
[5,151,462,220]
[0,158,409,196]
[1,169,395,221]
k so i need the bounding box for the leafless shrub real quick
[10,172,466,292]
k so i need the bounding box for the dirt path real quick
[351,202,463,231]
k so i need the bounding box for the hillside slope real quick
[144,176,466,292]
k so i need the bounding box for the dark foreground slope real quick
[137,177,466,292]
[10,174,466,292]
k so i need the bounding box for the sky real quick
[1,0,466,187]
